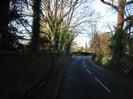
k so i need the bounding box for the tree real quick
[0,0,30,51]
[40,0,80,53]
[101,0,133,64]
[101,0,133,29]
[30,0,41,51]
[90,32,111,64]
[0,0,10,50]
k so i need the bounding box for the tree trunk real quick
[31,0,41,51]
[112,0,125,64]
[0,0,10,50]
[117,0,124,30]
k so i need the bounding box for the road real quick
[57,55,133,99]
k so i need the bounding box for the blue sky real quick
[74,0,117,47]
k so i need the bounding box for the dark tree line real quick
[0,0,80,53]
[0,0,31,51]
[31,0,41,51]
[0,0,10,50]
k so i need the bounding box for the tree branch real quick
[126,0,133,5]
[100,0,118,10]
[124,15,133,22]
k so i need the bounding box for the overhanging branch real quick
[126,0,133,5]
[124,15,133,22]
[100,0,118,10]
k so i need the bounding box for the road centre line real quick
[83,61,85,65]
[82,59,92,75]
[83,65,86,68]
[94,77,111,93]
[86,69,92,75]
[82,61,87,69]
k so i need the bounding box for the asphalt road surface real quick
[57,55,133,99]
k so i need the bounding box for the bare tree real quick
[40,0,80,52]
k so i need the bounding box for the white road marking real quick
[83,56,85,60]
[83,61,85,65]
[86,69,92,75]
[83,65,86,68]
[94,77,111,93]
[82,58,92,75]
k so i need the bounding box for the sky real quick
[74,0,117,47]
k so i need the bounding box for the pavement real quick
[57,55,133,99]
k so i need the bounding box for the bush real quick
[110,28,126,64]
[101,55,112,65]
